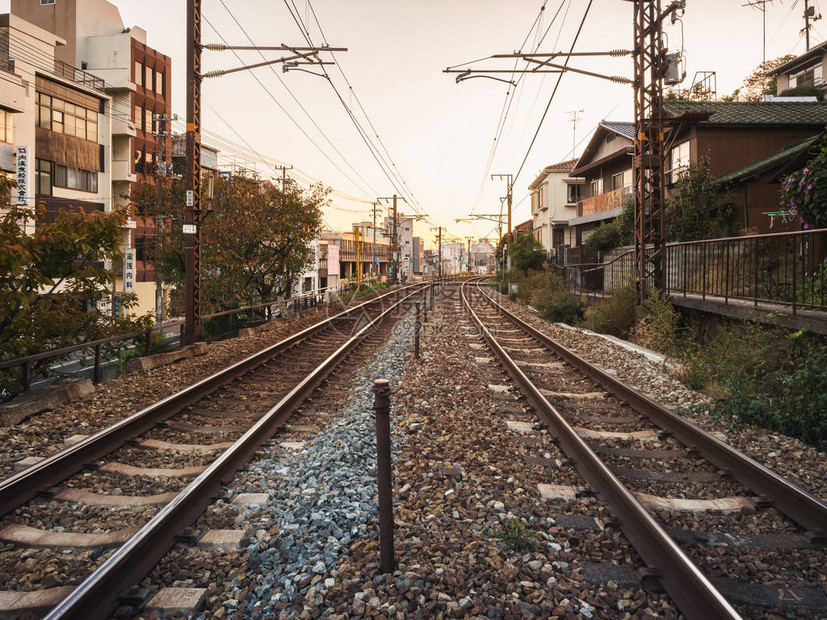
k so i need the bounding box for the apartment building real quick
[13,0,172,317]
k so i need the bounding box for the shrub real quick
[516,270,584,324]
[634,290,684,356]
[582,283,636,337]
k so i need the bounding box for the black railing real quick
[0,283,353,395]
[562,229,827,313]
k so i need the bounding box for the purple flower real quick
[803,223,810,229]
[804,167,809,174]
[807,184,813,190]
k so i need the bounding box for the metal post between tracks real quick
[414,303,421,359]
[372,379,395,574]
[422,293,428,323]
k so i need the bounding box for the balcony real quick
[112,159,136,183]
[112,115,137,137]
[578,187,632,217]
[53,59,106,93]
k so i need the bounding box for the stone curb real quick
[126,342,208,374]
[0,378,94,427]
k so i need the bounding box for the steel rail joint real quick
[43,286,423,620]
[0,283,426,518]
[461,281,741,620]
[477,286,827,535]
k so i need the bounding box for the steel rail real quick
[476,283,827,536]
[0,284,424,518]
[44,286,423,619]
[461,280,741,620]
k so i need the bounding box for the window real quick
[538,188,544,209]
[145,66,153,90]
[35,91,97,142]
[40,0,56,5]
[667,141,691,183]
[35,159,52,195]
[156,71,164,95]
[54,164,98,192]
[790,64,822,88]
[566,183,582,204]
[589,178,603,197]
[611,170,632,191]
[0,110,13,144]
[134,62,142,87]
[135,149,145,174]
[146,109,154,134]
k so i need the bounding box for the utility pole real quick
[743,0,778,63]
[274,164,293,190]
[182,6,346,343]
[632,0,686,310]
[371,201,378,279]
[378,194,407,284]
[152,112,173,326]
[491,174,513,271]
[466,236,473,274]
[184,0,203,344]
[803,0,822,51]
[567,109,583,156]
[354,225,362,291]
[431,227,443,279]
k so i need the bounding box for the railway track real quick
[0,283,428,619]
[462,279,827,620]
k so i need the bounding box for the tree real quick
[583,198,634,253]
[727,55,796,101]
[510,232,545,273]
[132,172,326,315]
[0,172,150,391]
[665,157,732,241]
[781,136,827,229]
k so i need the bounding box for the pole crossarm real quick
[444,50,632,85]
[202,50,335,79]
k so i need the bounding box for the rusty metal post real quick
[93,344,102,385]
[422,293,428,323]
[372,379,395,573]
[429,282,434,311]
[414,303,421,359]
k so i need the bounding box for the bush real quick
[512,270,584,324]
[582,283,636,337]
[634,290,684,356]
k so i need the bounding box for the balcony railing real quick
[562,229,827,313]
[578,186,632,217]
[53,59,106,92]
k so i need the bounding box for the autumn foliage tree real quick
[132,172,326,315]
[0,172,151,392]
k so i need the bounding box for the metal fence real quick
[562,229,827,313]
[0,283,353,395]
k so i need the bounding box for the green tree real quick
[665,157,732,241]
[583,197,634,253]
[727,55,796,101]
[781,135,827,229]
[0,172,150,389]
[510,232,545,273]
[132,173,326,315]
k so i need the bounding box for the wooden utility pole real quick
[372,201,378,278]
[184,0,203,344]
[466,236,473,274]
[431,227,444,279]
[378,194,407,284]
[803,0,821,51]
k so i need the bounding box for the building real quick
[412,236,423,275]
[0,14,113,240]
[767,42,827,96]
[566,121,634,262]
[470,239,496,274]
[441,241,464,275]
[661,99,827,233]
[383,213,417,280]
[528,158,582,263]
[321,229,389,282]
[13,0,173,318]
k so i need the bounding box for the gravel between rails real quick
[488,291,827,500]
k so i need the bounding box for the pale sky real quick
[2,0,818,248]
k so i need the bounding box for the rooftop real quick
[663,100,827,126]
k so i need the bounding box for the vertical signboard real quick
[15,146,28,205]
[123,249,135,297]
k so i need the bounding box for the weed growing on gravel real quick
[490,517,538,552]
[515,270,584,324]
[582,282,636,337]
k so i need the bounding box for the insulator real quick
[202,43,227,51]
[202,70,226,79]
[610,49,632,57]
[611,76,633,84]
